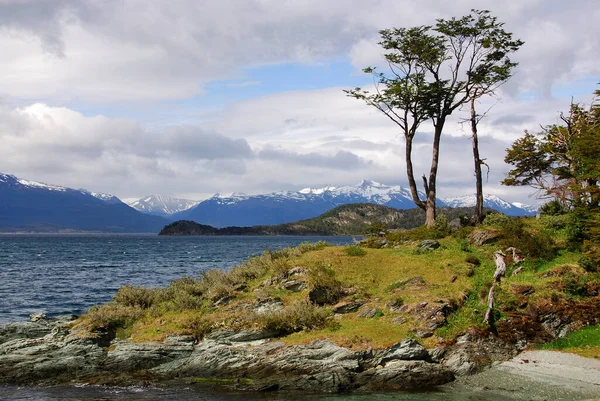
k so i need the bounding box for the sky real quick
[0,0,598,204]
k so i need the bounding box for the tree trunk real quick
[424,119,445,228]
[471,98,485,224]
[405,134,426,211]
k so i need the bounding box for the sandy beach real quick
[445,350,600,400]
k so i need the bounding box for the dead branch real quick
[512,266,525,276]
[484,284,495,324]
[493,250,507,283]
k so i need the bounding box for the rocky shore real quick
[0,314,517,393]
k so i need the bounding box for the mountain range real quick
[0,173,167,233]
[0,173,538,233]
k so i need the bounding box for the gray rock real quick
[357,360,454,390]
[380,339,428,363]
[333,301,365,314]
[416,240,440,253]
[356,306,378,318]
[104,339,195,372]
[206,329,278,343]
[280,279,306,292]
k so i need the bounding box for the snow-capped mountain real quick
[442,195,538,216]
[175,180,430,227]
[124,195,200,217]
[87,191,124,205]
[0,173,167,232]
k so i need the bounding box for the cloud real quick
[1,1,598,104]
[258,147,372,170]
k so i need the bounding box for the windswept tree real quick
[503,87,600,209]
[346,10,523,227]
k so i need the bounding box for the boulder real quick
[380,339,429,363]
[333,301,365,314]
[280,279,306,292]
[416,240,440,253]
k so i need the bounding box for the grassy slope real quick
[74,217,600,354]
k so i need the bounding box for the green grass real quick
[538,325,600,358]
[73,218,600,355]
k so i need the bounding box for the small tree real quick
[347,10,523,227]
[503,88,600,209]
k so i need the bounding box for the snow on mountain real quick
[125,195,200,217]
[175,179,427,227]
[442,194,537,216]
[87,191,124,205]
[512,202,540,215]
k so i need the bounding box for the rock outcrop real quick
[0,315,473,392]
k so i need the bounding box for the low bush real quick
[307,263,344,305]
[497,219,555,260]
[483,213,511,226]
[113,285,160,309]
[540,200,566,216]
[540,214,569,230]
[343,245,367,257]
[252,299,334,336]
[386,226,446,242]
[81,303,143,332]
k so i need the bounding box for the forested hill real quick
[159,203,490,236]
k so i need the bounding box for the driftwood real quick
[484,284,495,324]
[485,248,522,325]
[492,250,507,283]
[505,247,525,264]
[512,266,526,276]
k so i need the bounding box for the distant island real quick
[159,203,491,236]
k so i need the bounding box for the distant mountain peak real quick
[441,194,538,216]
[125,194,200,217]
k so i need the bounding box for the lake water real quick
[0,235,356,325]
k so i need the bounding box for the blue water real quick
[0,234,355,325]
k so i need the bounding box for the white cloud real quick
[0,0,598,206]
[1,0,598,104]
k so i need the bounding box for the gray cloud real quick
[157,127,253,160]
[492,114,535,127]
[258,148,372,170]
[1,1,597,104]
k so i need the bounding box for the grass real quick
[72,220,600,355]
[538,325,600,358]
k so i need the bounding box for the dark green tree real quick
[503,88,600,209]
[346,10,523,227]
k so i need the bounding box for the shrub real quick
[434,214,451,235]
[483,213,511,226]
[540,214,569,230]
[187,315,213,340]
[343,245,367,257]
[113,285,160,309]
[386,226,446,242]
[252,299,334,336]
[565,207,592,251]
[579,256,598,273]
[307,263,344,305]
[81,303,143,332]
[497,219,555,260]
[540,200,565,216]
[367,221,388,237]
